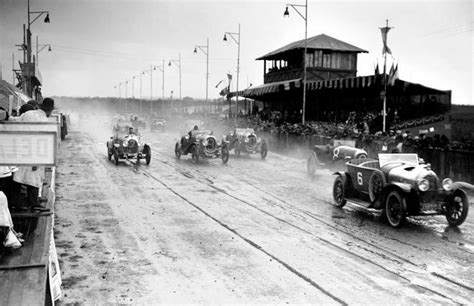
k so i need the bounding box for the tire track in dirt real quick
[145,144,472,303]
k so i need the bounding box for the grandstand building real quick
[230,34,452,137]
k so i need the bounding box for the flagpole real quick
[382,19,389,133]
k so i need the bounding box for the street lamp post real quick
[143,61,165,115]
[35,36,51,66]
[168,53,182,100]
[139,71,143,115]
[132,75,136,99]
[284,0,308,124]
[194,38,210,111]
[223,24,241,118]
[26,0,50,97]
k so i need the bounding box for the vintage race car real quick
[107,130,151,165]
[150,118,166,132]
[307,139,367,175]
[225,128,268,159]
[175,129,229,164]
[332,153,470,228]
[131,116,146,130]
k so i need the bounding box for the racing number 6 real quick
[357,172,363,185]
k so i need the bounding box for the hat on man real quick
[27,99,38,109]
[19,103,35,115]
[39,98,55,112]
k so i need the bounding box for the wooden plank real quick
[0,262,46,270]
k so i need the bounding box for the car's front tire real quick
[446,189,469,226]
[175,142,181,159]
[307,152,319,176]
[332,176,347,208]
[385,190,406,228]
[144,145,151,165]
[260,142,268,159]
[222,145,229,164]
[191,145,199,164]
[113,149,119,165]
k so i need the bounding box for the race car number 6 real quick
[357,172,363,185]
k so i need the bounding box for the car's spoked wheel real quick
[385,191,406,228]
[145,146,151,165]
[113,149,119,165]
[191,146,199,164]
[307,152,318,176]
[446,190,469,226]
[261,142,268,159]
[369,170,386,202]
[222,145,229,164]
[175,143,181,159]
[332,176,347,208]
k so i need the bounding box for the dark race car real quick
[332,153,470,228]
[225,128,268,159]
[107,127,151,165]
[307,139,367,175]
[175,129,229,164]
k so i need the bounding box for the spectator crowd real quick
[0,98,55,250]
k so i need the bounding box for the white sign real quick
[0,131,57,165]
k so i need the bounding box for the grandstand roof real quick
[256,34,368,60]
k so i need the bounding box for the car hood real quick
[387,164,438,183]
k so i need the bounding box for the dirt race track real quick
[54,115,474,304]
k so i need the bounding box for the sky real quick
[0,0,472,104]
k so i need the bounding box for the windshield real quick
[378,153,419,167]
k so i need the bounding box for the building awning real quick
[0,80,31,110]
[228,78,301,99]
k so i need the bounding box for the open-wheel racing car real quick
[307,139,367,175]
[332,153,470,228]
[175,128,229,164]
[107,127,151,165]
[225,128,268,159]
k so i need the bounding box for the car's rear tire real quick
[307,152,319,176]
[175,142,181,159]
[261,142,268,159]
[446,190,469,226]
[333,176,347,208]
[369,170,386,202]
[385,190,406,228]
[191,145,199,164]
[222,145,229,164]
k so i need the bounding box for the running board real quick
[345,198,383,215]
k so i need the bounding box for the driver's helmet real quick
[128,127,135,134]
[193,125,199,130]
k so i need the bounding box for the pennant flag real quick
[380,26,392,55]
[215,80,224,88]
[389,63,399,86]
[227,74,232,81]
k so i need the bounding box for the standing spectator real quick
[12,98,55,212]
